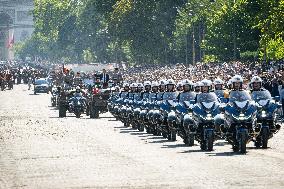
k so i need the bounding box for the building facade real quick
[0,0,34,60]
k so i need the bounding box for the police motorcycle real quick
[143,81,159,134]
[250,76,281,148]
[68,86,87,118]
[137,81,152,132]
[149,80,167,136]
[123,83,139,127]
[132,83,145,131]
[155,79,178,141]
[107,86,121,114]
[183,80,221,151]
[223,75,259,154]
[167,80,197,144]
[112,83,130,120]
[214,78,226,99]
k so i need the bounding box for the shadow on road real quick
[162,143,187,148]
[206,151,245,156]
[179,149,204,153]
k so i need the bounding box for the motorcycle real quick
[184,92,220,151]
[157,92,178,141]
[69,95,86,118]
[223,90,258,154]
[168,92,196,144]
[251,90,281,148]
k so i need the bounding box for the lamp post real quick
[188,11,196,65]
[232,0,237,61]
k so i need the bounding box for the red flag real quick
[7,32,14,49]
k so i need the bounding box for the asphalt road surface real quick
[1,85,284,189]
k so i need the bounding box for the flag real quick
[7,32,14,49]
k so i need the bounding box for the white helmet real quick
[194,81,202,88]
[177,81,183,88]
[76,86,81,90]
[123,83,130,88]
[251,76,262,84]
[167,79,176,85]
[151,81,159,87]
[137,83,144,88]
[130,83,137,88]
[214,78,224,85]
[200,79,212,87]
[159,80,167,86]
[144,81,151,86]
[227,79,232,86]
[231,75,243,83]
[182,79,193,86]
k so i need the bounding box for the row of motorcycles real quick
[108,76,282,154]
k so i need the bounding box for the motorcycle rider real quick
[214,78,225,98]
[157,80,167,101]
[194,81,202,93]
[231,75,244,91]
[176,79,196,102]
[200,79,212,93]
[69,86,87,108]
[250,76,263,92]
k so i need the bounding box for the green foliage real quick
[18,0,284,64]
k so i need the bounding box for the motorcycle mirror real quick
[273,96,280,102]
[276,102,282,109]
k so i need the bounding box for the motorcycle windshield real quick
[179,92,196,102]
[197,92,218,103]
[163,92,177,101]
[251,90,272,101]
[229,91,251,102]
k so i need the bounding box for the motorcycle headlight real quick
[261,110,267,118]
[206,113,213,120]
[232,113,251,121]
[200,113,213,121]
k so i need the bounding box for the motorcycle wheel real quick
[239,129,248,154]
[261,127,269,149]
[92,110,99,118]
[200,141,206,150]
[162,131,167,138]
[188,134,195,146]
[59,103,66,118]
[146,127,151,134]
[171,130,176,141]
[124,122,130,127]
[138,124,144,132]
[75,112,81,118]
[207,130,214,151]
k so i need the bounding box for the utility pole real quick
[233,0,237,61]
[186,29,188,65]
[192,25,196,65]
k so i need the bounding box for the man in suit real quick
[100,69,110,88]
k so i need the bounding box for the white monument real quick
[0,0,34,60]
